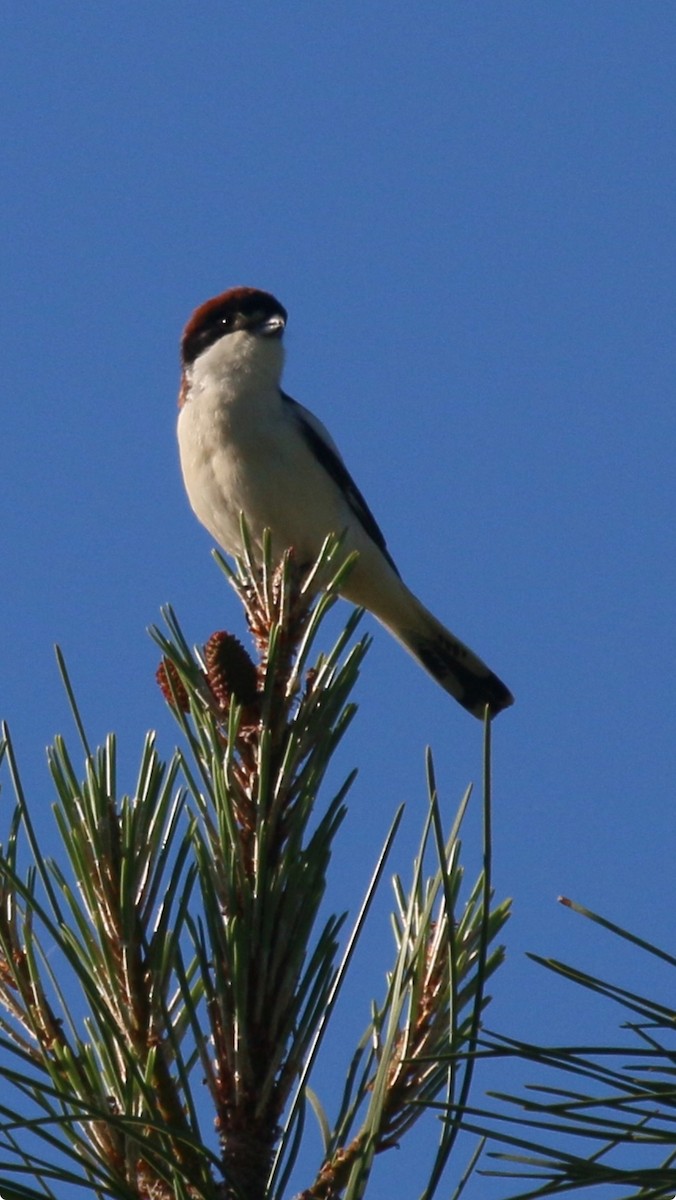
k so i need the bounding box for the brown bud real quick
[205,631,259,711]
[156,658,190,712]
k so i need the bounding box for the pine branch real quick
[463,899,676,1198]
[0,533,509,1200]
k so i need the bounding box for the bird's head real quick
[180,287,287,402]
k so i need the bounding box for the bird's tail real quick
[381,591,514,719]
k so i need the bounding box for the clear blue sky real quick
[2,4,675,1196]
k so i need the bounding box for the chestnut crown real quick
[181,287,288,366]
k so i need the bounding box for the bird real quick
[177,287,513,719]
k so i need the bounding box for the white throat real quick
[188,330,285,398]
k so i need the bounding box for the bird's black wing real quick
[282,390,400,576]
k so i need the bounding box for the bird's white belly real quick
[179,409,348,567]
[177,387,409,628]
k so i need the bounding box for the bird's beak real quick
[259,315,286,339]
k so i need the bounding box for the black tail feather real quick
[410,628,513,719]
